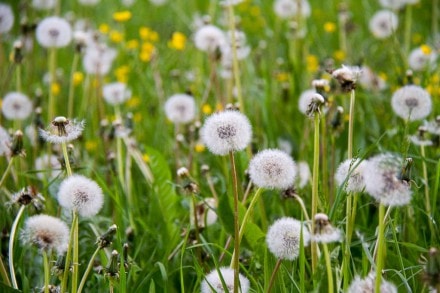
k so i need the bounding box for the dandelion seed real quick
[335,158,366,193]
[32,0,57,10]
[102,82,131,106]
[248,149,297,190]
[364,153,412,206]
[408,46,437,71]
[424,115,440,135]
[194,25,226,53]
[266,217,310,260]
[348,271,397,293]
[0,3,14,34]
[1,92,33,121]
[311,213,342,243]
[200,110,252,155]
[34,154,62,180]
[164,94,196,124]
[57,174,104,217]
[273,0,311,19]
[201,267,250,293]
[36,16,72,48]
[391,85,432,121]
[21,214,69,255]
[39,117,85,144]
[369,10,398,39]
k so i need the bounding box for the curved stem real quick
[0,157,15,188]
[9,205,26,289]
[228,151,240,293]
[311,113,320,274]
[77,247,100,293]
[0,256,11,286]
[267,258,282,293]
[323,244,334,293]
[375,204,386,293]
[43,251,50,293]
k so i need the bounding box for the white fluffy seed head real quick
[83,46,117,75]
[200,110,252,156]
[78,0,100,6]
[194,25,226,53]
[34,154,62,180]
[36,16,72,48]
[58,174,104,217]
[39,119,85,144]
[408,47,437,71]
[32,0,57,10]
[298,89,316,114]
[311,213,343,244]
[266,217,310,260]
[273,0,311,19]
[0,3,14,34]
[364,153,412,207]
[369,10,398,39]
[164,94,196,124]
[348,272,397,293]
[359,66,387,91]
[379,0,407,10]
[102,82,131,106]
[335,159,366,193]
[1,92,33,121]
[21,214,69,255]
[201,267,250,293]
[248,149,297,190]
[391,85,432,121]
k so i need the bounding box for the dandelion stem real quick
[420,145,435,242]
[9,205,25,289]
[323,243,334,293]
[267,258,282,293]
[15,64,21,92]
[48,47,57,122]
[61,212,78,293]
[311,112,320,275]
[348,89,355,160]
[238,188,262,244]
[43,251,50,293]
[375,203,386,293]
[0,157,15,189]
[0,256,11,287]
[191,193,203,265]
[72,212,79,293]
[68,53,80,118]
[77,246,100,293]
[228,151,240,293]
[61,142,73,177]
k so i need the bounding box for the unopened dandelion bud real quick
[123,243,130,270]
[125,226,135,242]
[177,167,189,178]
[201,164,210,175]
[406,69,414,84]
[184,181,199,194]
[11,130,25,157]
[13,40,24,64]
[40,284,60,293]
[105,250,120,280]
[281,187,299,199]
[331,106,344,129]
[97,224,117,249]
[11,186,42,206]
[398,158,413,183]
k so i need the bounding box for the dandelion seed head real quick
[408,47,437,71]
[201,267,250,293]
[35,154,62,180]
[39,119,85,144]
[369,10,398,39]
[298,89,316,114]
[424,116,440,135]
[164,94,196,124]
[266,217,310,260]
[359,66,387,91]
[249,149,297,190]
[194,25,226,53]
[200,110,252,155]
[83,46,117,75]
[21,214,69,255]
[332,65,362,90]
[348,272,397,293]
[364,153,412,206]
[102,82,131,106]
[58,174,104,217]
[335,159,366,193]
[391,85,432,121]
[311,213,342,243]
[273,0,311,19]
[0,3,14,34]
[32,0,57,10]
[1,92,33,121]
[36,16,72,48]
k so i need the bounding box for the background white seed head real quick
[1,92,33,121]
[164,94,196,124]
[201,267,250,293]
[36,16,72,48]
[391,85,432,121]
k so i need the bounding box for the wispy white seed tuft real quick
[39,119,85,144]
[0,3,14,34]
[266,217,310,260]
[273,0,311,19]
[297,161,311,188]
[83,46,117,75]
[1,92,33,121]
[298,89,316,114]
[164,94,196,124]
[379,0,407,10]
[32,0,57,10]
[200,110,252,156]
[194,25,226,53]
[34,154,62,180]
[21,214,69,255]
[102,82,132,106]
[348,271,397,293]
[201,267,250,293]
[391,85,432,121]
[248,149,297,190]
[36,16,72,48]
[359,66,387,91]
[58,174,104,217]
[311,213,343,243]
[335,159,366,193]
[408,47,437,72]
[369,10,398,39]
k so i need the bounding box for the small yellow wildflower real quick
[114,66,130,83]
[343,113,350,122]
[333,50,346,62]
[195,143,205,153]
[431,74,439,83]
[127,96,141,108]
[85,140,98,152]
[324,22,336,33]
[73,72,84,86]
[109,30,124,43]
[275,72,289,83]
[113,11,132,22]
[149,31,159,42]
[168,32,186,51]
[378,72,387,81]
[202,104,212,115]
[133,112,142,122]
[99,24,109,34]
[420,44,432,55]
[250,6,261,17]
[126,39,139,49]
[139,27,151,40]
[306,55,319,73]
[140,51,152,62]
[215,103,223,111]
[51,82,61,96]
[142,154,150,163]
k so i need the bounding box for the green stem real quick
[311,113,320,274]
[61,142,73,177]
[61,212,78,293]
[16,64,21,92]
[420,145,435,242]
[348,89,355,160]
[77,247,100,293]
[404,5,413,58]
[72,212,79,293]
[48,48,57,122]
[191,194,203,265]
[0,157,15,188]
[375,204,386,293]
[228,151,240,293]
[323,244,334,293]
[267,258,282,293]
[9,205,25,289]
[0,256,11,286]
[343,192,353,290]
[68,53,80,118]
[237,188,263,248]
[434,0,439,42]
[43,251,50,293]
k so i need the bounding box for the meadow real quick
[0,0,439,292]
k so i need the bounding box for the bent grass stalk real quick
[267,258,282,293]
[0,157,15,188]
[77,246,100,293]
[8,205,25,289]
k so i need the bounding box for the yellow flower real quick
[73,72,84,86]
[306,55,319,73]
[133,112,142,122]
[431,74,439,83]
[139,27,151,40]
[113,11,132,22]
[202,104,212,115]
[250,6,261,16]
[109,30,124,43]
[142,154,150,163]
[126,39,139,49]
[324,22,336,33]
[420,44,432,55]
[99,24,109,34]
[275,72,289,82]
[114,65,130,83]
[140,51,152,62]
[195,143,205,153]
[378,72,387,81]
[168,32,186,51]
[333,50,346,62]
[85,140,98,151]
[127,96,141,108]
[149,31,159,42]
[51,82,61,96]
